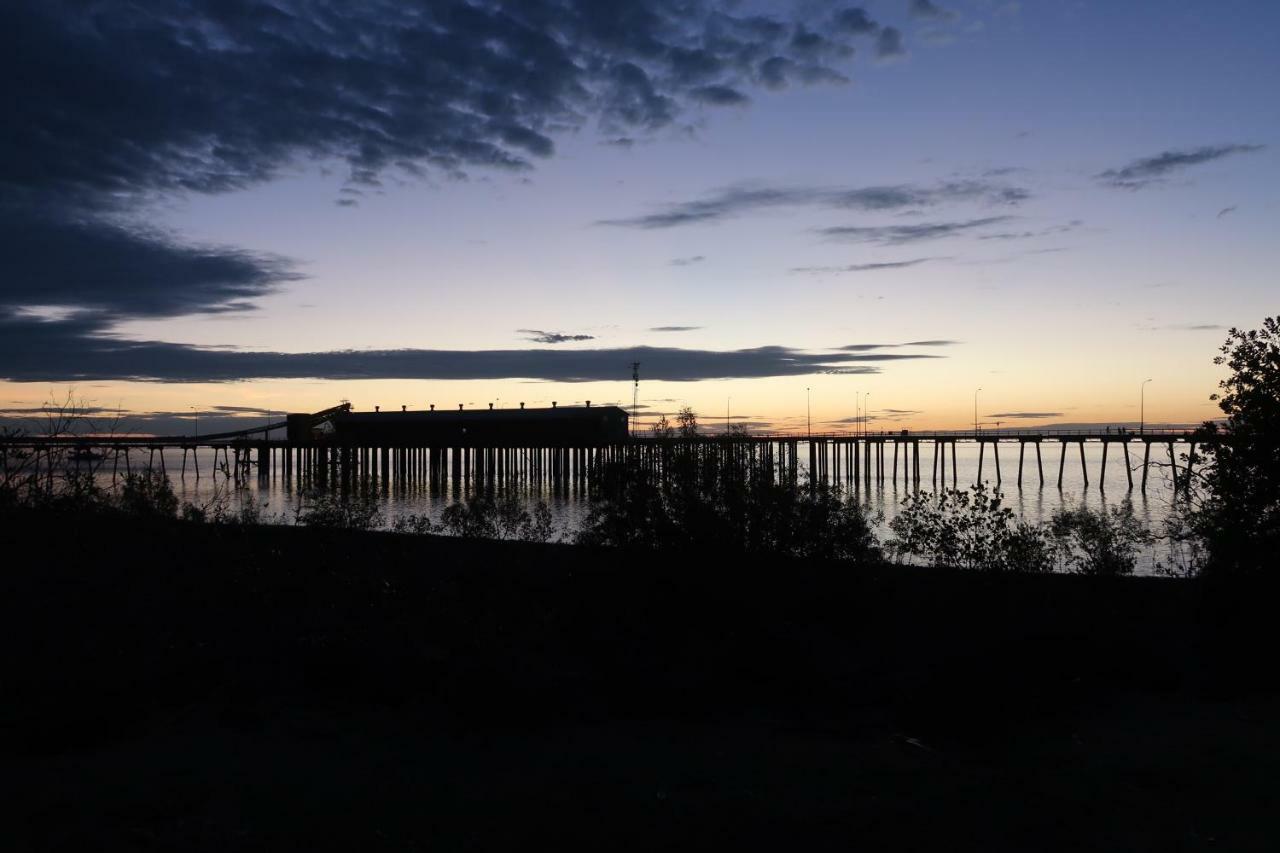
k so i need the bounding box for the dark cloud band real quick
[0,310,944,384]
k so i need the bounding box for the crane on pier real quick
[631,361,641,437]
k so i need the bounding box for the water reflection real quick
[84,440,1186,574]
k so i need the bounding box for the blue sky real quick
[2,1,1277,433]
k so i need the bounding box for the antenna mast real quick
[631,361,641,436]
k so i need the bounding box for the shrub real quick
[296,490,383,530]
[438,493,559,542]
[1049,502,1152,576]
[888,485,1056,573]
[574,444,881,562]
[115,471,179,519]
[391,513,437,536]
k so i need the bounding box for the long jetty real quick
[2,422,1206,494]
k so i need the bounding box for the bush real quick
[888,485,1056,573]
[439,493,559,542]
[574,444,881,562]
[296,490,383,530]
[115,471,179,519]
[1050,502,1152,576]
[391,513,437,536]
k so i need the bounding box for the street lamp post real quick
[1141,378,1152,435]
[865,393,871,437]
[974,388,982,437]
[726,396,731,436]
[806,387,811,439]
[191,406,198,438]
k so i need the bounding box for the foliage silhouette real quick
[576,438,881,562]
[115,471,180,519]
[889,485,1056,572]
[439,492,558,542]
[1049,502,1152,576]
[1184,317,1280,578]
[296,489,384,530]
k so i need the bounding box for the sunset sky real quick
[2,1,1276,435]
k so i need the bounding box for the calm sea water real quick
[83,441,1193,574]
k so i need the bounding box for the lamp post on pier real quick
[1141,378,1152,435]
[974,388,982,437]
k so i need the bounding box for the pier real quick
[0,402,1208,495]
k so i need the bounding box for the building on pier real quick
[312,403,629,447]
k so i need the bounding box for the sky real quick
[2,0,1277,436]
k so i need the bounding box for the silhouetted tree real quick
[1186,317,1280,577]
[576,442,881,562]
[650,414,673,439]
[889,485,1056,573]
[1049,502,1152,576]
[676,406,699,438]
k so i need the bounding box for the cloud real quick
[6,1,881,206]
[2,0,885,329]
[828,407,921,424]
[833,9,880,36]
[0,310,948,384]
[649,326,703,332]
[816,216,1016,245]
[876,27,907,59]
[208,405,283,415]
[689,85,751,107]
[985,412,1063,419]
[668,255,706,266]
[975,220,1082,241]
[791,257,943,273]
[835,340,959,351]
[909,0,957,21]
[1145,323,1225,332]
[0,404,294,438]
[598,180,1027,229]
[517,329,597,344]
[1217,206,1237,218]
[1097,144,1265,189]
[0,209,300,319]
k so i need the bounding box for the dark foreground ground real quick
[3,511,1278,851]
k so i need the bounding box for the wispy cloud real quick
[791,257,943,274]
[976,220,1082,240]
[597,181,1027,229]
[1217,205,1237,218]
[517,329,596,344]
[649,325,702,332]
[816,216,1016,245]
[668,255,706,266]
[836,340,959,351]
[1145,322,1225,332]
[828,408,921,424]
[985,411,1063,419]
[1097,144,1265,189]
